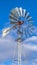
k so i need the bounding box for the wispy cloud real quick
[0,35,37,64]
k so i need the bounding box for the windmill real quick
[2,7,34,65]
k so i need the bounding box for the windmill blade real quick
[10,19,17,23]
[29,26,34,31]
[27,16,32,21]
[26,30,32,37]
[25,12,29,18]
[2,27,11,37]
[9,15,18,21]
[25,10,27,17]
[11,8,18,16]
[11,7,20,17]
[26,15,30,19]
[10,12,18,18]
[22,29,27,39]
[10,14,19,21]
[10,8,20,18]
[30,29,33,33]
[28,29,33,35]
[23,29,27,38]
[23,9,26,17]
[10,21,18,24]
[15,7,20,16]
[25,30,30,38]
[28,20,33,22]
[28,24,33,27]
[23,26,30,38]
[26,15,32,20]
[25,29,32,38]
[19,7,22,16]
[28,27,34,36]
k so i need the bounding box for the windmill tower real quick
[2,7,34,65]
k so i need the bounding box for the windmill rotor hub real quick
[18,21,24,25]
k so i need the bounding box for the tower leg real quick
[18,42,21,65]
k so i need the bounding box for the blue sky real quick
[0,0,37,65]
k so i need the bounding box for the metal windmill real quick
[2,7,34,65]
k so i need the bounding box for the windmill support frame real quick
[18,42,21,65]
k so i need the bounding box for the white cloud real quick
[32,59,37,64]
[0,36,17,62]
[11,63,16,65]
[0,35,37,64]
[25,36,37,42]
[23,43,37,51]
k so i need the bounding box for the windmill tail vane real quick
[2,27,10,37]
[2,25,18,37]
